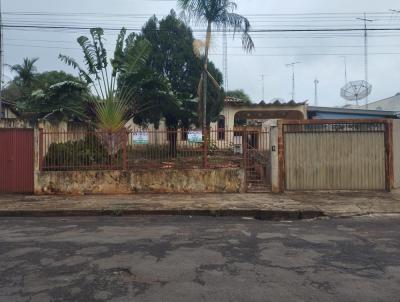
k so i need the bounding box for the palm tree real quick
[178,0,254,128]
[9,57,39,87]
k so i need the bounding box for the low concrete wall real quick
[35,168,245,195]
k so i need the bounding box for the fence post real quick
[122,130,128,171]
[243,128,248,192]
[39,128,43,171]
[203,127,208,168]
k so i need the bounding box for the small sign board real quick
[132,131,149,145]
[188,130,203,143]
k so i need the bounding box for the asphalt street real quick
[0,215,399,301]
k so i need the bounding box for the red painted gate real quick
[0,129,34,193]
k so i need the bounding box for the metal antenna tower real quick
[222,25,228,91]
[260,74,270,101]
[286,62,301,101]
[357,13,373,108]
[340,56,348,84]
[314,78,319,106]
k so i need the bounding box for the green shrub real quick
[44,134,122,169]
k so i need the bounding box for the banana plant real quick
[59,28,151,154]
[59,28,150,130]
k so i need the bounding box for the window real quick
[0,103,5,119]
[217,116,225,140]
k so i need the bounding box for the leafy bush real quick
[44,134,122,169]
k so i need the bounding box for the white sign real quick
[133,131,149,145]
[188,130,203,143]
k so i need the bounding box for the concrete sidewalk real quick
[0,191,399,219]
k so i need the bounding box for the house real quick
[308,106,399,120]
[0,99,19,119]
[356,93,400,111]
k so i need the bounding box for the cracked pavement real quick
[0,215,400,301]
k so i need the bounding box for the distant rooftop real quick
[225,96,306,107]
[309,106,400,117]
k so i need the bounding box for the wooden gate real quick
[0,129,34,193]
[282,120,390,191]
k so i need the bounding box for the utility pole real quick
[286,62,301,101]
[314,78,319,106]
[222,25,228,92]
[357,13,373,109]
[260,74,269,101]
[0,0,3,118]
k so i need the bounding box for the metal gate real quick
[0,129,34,193]
[244,130,271,192]
[283,120,388,191]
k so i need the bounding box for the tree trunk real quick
[202,21,212,129]
[168,128,178,158]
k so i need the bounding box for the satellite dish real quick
[340,80,372,106]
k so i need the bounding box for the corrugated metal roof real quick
[308,106,399,117]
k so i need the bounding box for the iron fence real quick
[39,128,270,171]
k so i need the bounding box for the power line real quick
[3,23,400,33]
[6,42,400,57]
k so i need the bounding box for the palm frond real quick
[77,36,97,75]
[58,54,93,84]
[111,28,127,77]
[90,28,108,70]
[225,12,254,52]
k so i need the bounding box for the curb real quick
[0,209,326,220]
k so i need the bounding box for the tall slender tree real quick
[9,57,39,88]
[177,0,254,128]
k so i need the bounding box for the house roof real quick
[0,98,16,107]
[0,98,19,116]
[308,106,400,117]
[225,97,307,107]
[224,96,246,104]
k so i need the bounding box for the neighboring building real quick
[218,97,307,130]
[357,93,400,111]
[0,99,19,119]
[126,97,307,131]
[125,97,307,147]
[308,106,399,120]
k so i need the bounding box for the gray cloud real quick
[3,0,400,107]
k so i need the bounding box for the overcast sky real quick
[3,0,400,107]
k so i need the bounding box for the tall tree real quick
[9,57,39,88]
[128,11,224,130]
[27,81,89,122]
[178,0,254,128]
[226,89,252,104]
[122,11,224,156]
[3,69,89,121]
